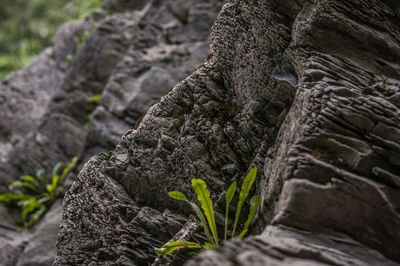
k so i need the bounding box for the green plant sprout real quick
[73,30,90,47]
[83,113,93,131]
[0,157,77,228]
[87,94,102,102]
[75,0,103,19]
[83,95,102,130]
[66,54,74,66]
[155,167,260,256]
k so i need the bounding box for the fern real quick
[87,94,102,102]
[237,195,260,239]
[192,179,219,247]
[168,191,214,245]
[232,167,257,237]
[0,157,77,228]
[156,167,259,256]
[155,241,202,256]
[224,181,236,240]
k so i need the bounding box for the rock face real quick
[55,0,400,265]
[0,17,94,192]
[16,200,64,266]
[0,200,63,266]
[77,0,222,168]
[1,0,399,265]
[0,0,223,265]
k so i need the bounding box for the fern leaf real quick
[25,206,46,229]
[10,180,41,194]
[168,190,214,245]
[203,242,215,250]
[87,94,102,102]
[155,241,201,256]
[168,191,188,201]
[60,157,77,185]
[36,169,48,188]
[224,181,236,240]
[20,197,45,223]
[187,201,214,245]
[237,195,260,239]
[232,167,257,237]
[0,193,31,203]
[46,175,59,198]
[237,229,248,239]
[51,162,63,178]
[21,175,41,192]
[192,179,219,247]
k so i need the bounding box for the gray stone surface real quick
[0,201,63,266]
[187,225,398,266]
[0,49,64,192]
[0,206,25,266]
[103,0,147,12]
[55,155,187,265]
[6,11,137,179]
[191,0,400,264]
[1,0,399,265]
[0,0,223,265]
[77,0,224,170]
[16,200,63,266]
[55,0,400,265]
[0,18,93,192]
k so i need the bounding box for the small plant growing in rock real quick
[0,157,77,228]
[83,94,102,131]
[87,94,102,103]
[155,167,260,256]
[73,30,90,47]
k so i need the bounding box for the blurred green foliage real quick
[0,157,77,228]
[0,0,102,80]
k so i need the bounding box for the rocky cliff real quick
[1,0,399,265]
[56,0,400,265]
[0,0,223,265]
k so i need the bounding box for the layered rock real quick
[191,0,400,264]
[0,200,63,266]
[55,0,400,265]
[77,0,224,168]
[0,16,95,192]
[0,0,223,265]
[1,0,399,265]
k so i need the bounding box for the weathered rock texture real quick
[0,16,95,192]
[0,200,63,266]
[0,0,222,265]
[55,0,400,265]
[77,0,223,168]
[0,16,98,266]
[1,0,399,265]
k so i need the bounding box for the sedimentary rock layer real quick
[0,0,223,265]
[55,0,400,265]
